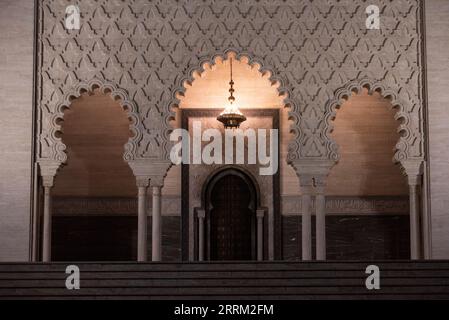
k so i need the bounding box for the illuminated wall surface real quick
[0,0,449,263]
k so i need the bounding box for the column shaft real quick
[42,186,52,262]
[137,186,148,261]
[302,194,312,260]
[152,186,162,261]
[315,194,326,260]
[409,184,420,260]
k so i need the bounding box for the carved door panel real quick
[209,174,254,260]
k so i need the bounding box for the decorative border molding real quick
[53,195,408,216]
[52,195,181,216]
[281,195,409,216]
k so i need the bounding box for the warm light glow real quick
[219,103,244,116]
[178,56,284,110]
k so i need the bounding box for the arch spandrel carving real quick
[37,0,425,174]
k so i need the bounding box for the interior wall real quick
[53,91,136,197]
[425,0,449,259]
[0,0,34,261]
[327,89,408,196]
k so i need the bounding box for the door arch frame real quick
[201,166,261,261]
[181,109,281,261]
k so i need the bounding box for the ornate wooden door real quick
[209,174,255,260]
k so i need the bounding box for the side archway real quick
[45,79,142,166]
[323,78,424,260]
[323,78,413,164]
[37,79,143,262]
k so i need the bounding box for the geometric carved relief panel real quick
[37,0,425,172]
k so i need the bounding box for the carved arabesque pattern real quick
[37,0,425,170]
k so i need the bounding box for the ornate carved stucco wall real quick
[36,0,425,174]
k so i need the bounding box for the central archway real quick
[172,51,286,261]
[203,168,259,261]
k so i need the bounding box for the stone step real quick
[0,261,448,299]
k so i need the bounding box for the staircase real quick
[1,261,448,299]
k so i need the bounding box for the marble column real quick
[136,177,149,262]
[315,193,326,260]
[151,180,163,261]
[197,209,205,261]
[402,160,423,260]
[42,183,53,262]
[256,209,265,261]
[408,177,421,260]
[38,162,59,262]
[287,160,334,262]
[301,189,312,261]
[128,161,171,262]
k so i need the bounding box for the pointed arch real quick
[47,79,142,165]
[323,78,412,164]
[164,49,299,163]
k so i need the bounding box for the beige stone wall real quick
[425,0,449,259]
[0,0,34,261]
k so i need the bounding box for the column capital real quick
[136,176,150,188]
[150,176,165,188]
[128,160,172,177]
[38,160,61,187]
[256,208,266,218]
[196,208,206,219]
[401,159,424,186]
[314,175,328,194]
[42,176,55,188]
[292,159,335,194]
[129,160,169,188]
[297,174,315,191]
